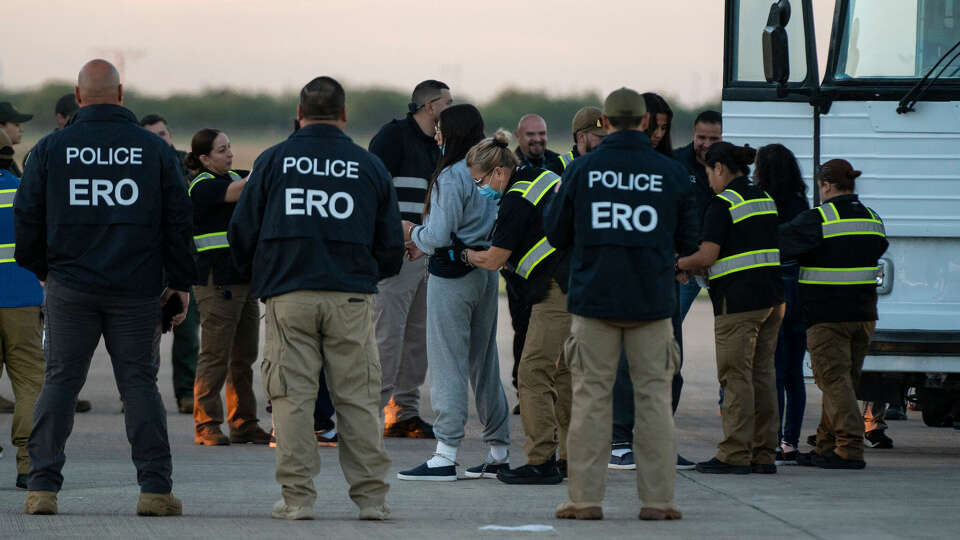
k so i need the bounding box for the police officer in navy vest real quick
[779,159,887,469]
[229,76,402,521]
[544,87,698,521]
[14,59,196,516]
[677,142,784,475]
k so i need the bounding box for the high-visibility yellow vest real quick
[708,188,781,280]
[505,170,561,279]
[799,201,885,285]
[190,170,242,252]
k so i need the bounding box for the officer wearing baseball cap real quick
[0,102,33,176]
[551,107,606,172]
[544,87,698,521]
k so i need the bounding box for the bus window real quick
[732,0,808,82]
[836,0,960,79]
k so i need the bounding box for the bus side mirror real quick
[762,0,791,93]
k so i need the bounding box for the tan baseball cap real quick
[602,87,646,118]
[572,107,605,136]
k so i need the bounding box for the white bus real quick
[723,0,960,425]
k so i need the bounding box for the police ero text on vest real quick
[66,146,144,206]
[588,169,662,232]
[282,156,360,219]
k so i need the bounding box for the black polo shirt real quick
[515,147,561,175]
[190,168,250,285]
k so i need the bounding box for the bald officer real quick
[230,76,402,521]
[14,59,195,516]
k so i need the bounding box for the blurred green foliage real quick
[0,81,718,146]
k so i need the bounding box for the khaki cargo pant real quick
[807,321,875,461]
[518,279,572,464]
[263,290,390,510]
[566,315,678,511]
[0,306,44,475]
[714,304,784,466]
[193,280,260,434]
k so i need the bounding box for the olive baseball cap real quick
[572,107,605,136]
[602,87,646,118]
[0,102,33,123]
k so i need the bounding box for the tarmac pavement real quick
[0,296,958,539]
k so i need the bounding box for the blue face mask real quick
[477,184,501,201]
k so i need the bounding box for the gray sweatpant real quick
[374,257,428,421]
[426,268,510,448]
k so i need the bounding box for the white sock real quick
[489,445,509,463]
[427,441,457,468]
[612,448,631,458]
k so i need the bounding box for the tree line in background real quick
[1,82,719,147]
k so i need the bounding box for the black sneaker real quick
[397,461,457,482]
[885,405,907,421]
[694,457,751,475]
[463,460,508,479]
[864,430,893,449]
[497,459,562,485]
[75,400,92,413]
[751,463,777,474]
[608,451,636,470]
[16,474,28,489]
[775,449,798,465]
[815,451,866,470]
[384,416,435,439]
[795,451,819,467]
[676,455,696,470]
[512,403,520,415]
[806,433,818,447]
[557,458,567,479]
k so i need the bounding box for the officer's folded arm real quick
[677,241,721,273]
[464,246,511,270]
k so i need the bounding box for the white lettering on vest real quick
[591,201,658,232]
[285,188,355,218]
[282,157,360,179]
[66,147,143,165]
[68,178,139,206]
[587,170,664,192]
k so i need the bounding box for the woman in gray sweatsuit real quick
[397,104,511,482]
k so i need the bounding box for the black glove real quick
[449,233,473,267]
[160,293,184,333]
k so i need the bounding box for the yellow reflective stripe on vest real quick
[816,202,885,238]
[506,171,561,206]
[227,170,242,181]
[558,152,574,170]
[188,172,214,196]
[822,219,885,238]
[798,266,879,285]
[708,249,780,280]
[515,237,556,279]
[0,189,15,208]
[0,243,15,263]
[718,189,777,224]
[194,232,229,252]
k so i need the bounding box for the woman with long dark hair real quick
[397,104,511,481]
[643,92,674,157]
[678,142,784,474]
[754,143,810,464]
[186,128,270,446]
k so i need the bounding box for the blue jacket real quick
[543,130,700,321]
[1,169,44,307]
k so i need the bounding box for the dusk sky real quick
[3,0,836,106]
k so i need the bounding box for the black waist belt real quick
[428,244,482,279]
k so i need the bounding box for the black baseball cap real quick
[0,102,33,123]
[55,94,78,117]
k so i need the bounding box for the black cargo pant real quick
[612,284,684,448]
[502,270,532,390]
[27,279,172,494]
